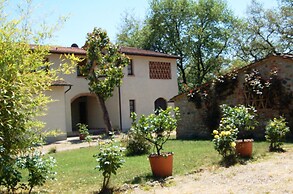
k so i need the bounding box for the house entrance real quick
[71,95,101,132]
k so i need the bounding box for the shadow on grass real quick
[124,173,153,184]
[219,154,262,167]
[124,172,173,185]
[93,187,114,194]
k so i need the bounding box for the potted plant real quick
[131,107,180,177]
[76,123,89,140]
[220,104,258,157]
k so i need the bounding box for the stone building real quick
[171,54,293,140]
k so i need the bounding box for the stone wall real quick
[174,55,293,140]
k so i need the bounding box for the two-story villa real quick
[40,45,179,140]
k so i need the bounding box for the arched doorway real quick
[154,98,167,112]
[71,95,102,132]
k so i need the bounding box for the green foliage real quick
[212,126,237,162]
[82,28,129,100]
[17,153,56,193]
[94,138,125,191]
[131,107,180,156]
[82,27,130,133]
[0,1,78,192]
[77,123,93,145]
[212,104,258,163]
[125,127,151,156]
[77,123,89,136]
[0,151,56,193]
[0,155,22,193]
[117,0,237,89]
[265,117,290,152]
[220,104,258,140]
[47,147,57,154]
[234,0,292,62]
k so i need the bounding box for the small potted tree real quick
[76,123,89,141]
[220,104,258,157]
[131,107,180,177]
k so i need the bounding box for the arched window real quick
[154,98,167,112]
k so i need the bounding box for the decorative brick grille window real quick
[243,90,269,109]
[149,61,171,79]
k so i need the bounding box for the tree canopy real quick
[117,0,237,90]
[234,0,293,62]
[117,0,292,90]
[82,28,129,133]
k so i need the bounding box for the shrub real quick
[18,153,56,194]
[130,107,180,156]
[220,104,258,140]
[77,123,89,136]
[125,128,151,156]
[48,147,57,154]
[212,121,238,163]
[265,116,290,152]
[212,104,258,164]
[94,138,125,192]
[0,152,56,194]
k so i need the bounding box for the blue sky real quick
[6,0,278,47]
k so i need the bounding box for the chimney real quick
[71,43,78,48]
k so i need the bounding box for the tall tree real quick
[186,0,235,85]
[82,28,129,133]
[234,0,292,62]
[146,0,193,87]
[117,0,237,90]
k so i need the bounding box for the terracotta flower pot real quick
[236,139,253,157]
[149,153,173,178]
[79,134,86,140]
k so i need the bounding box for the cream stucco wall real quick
[45,52,178,135]
[47,54,119,135]
[120,55,178,131]
[41,86,67,140]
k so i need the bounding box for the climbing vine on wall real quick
[243,68,292,111]
[187,66,292,133]
[187,71,238,131]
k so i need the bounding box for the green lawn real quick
[38,140,280,193]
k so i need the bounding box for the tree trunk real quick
[97,94,112,134]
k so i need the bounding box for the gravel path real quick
[131,147,293,194]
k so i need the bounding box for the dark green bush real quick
[125,128,151,156]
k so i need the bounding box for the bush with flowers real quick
[265,116,290,152]
[212,120,238,161]
[212,104,258,163]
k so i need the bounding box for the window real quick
[129,100,135,116]
[77,58,87,76]
[149,61,171,79]
[32,58,49,72]
[128,59,134,75]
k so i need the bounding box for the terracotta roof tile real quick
[33,45,179,59]
[48,46,86,55]
[119,46,180,59]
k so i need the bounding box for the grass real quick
[37,139,285,193]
